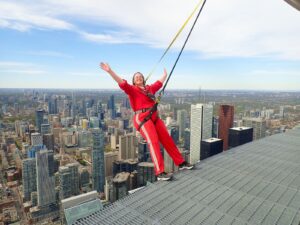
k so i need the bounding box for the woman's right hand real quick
[100,62,111,72]
[99,62,123,84]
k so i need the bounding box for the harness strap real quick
[134,107,152,114]
[140,88,156,101]
[137,103,158,131]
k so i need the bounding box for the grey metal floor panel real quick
[72,129,300,225]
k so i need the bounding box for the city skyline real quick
[1,84,300,224]
[0,0,300,90]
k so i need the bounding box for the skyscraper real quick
[36,150,56,206]
[47,150,55,176]
[79,168,90,189]
[184,128,190,150]
[279,106,285,118]
[59,163,80,200]
[104,152,119,177]
[137,162,156,187]
[78,130,92,148]
[112,159,138,176]
[14,102,19,113]
[218,105,234,151]
[212,116,219,138]
[27,145,44,158]
[35,109,44,133]
[129,171,138,191]
[43,133,54,151]
[177,109,187,139]
[112,172,130,201]
[62,99,71,117]
[41,123,51,135]
[15,121,29,139]
[118,133,137,160]
[89,117,100,128]
[71,91,76,118]
[31,132,43,146]
[59,166,72,200]
[200,138,223,160]
[22,158,36,201]
[82,99,87,116]
[137,140,150,162]
[81,119,89,130]
[168,124,179,145]
[91,128,105,193]
[118,119,129,130]
[242,117,266,140]
[97,101,103,118]
[164,149,178,173]
[67,163,80,195]
[190,104,213,164]
[229,127,253,148]
[107,95,116,119]
[48,97,58,114]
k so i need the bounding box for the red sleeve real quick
[118,79,134,95]
[149,80,163,94]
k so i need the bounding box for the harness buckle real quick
[134,108,151,114]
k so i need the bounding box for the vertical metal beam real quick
[284,0,300,11]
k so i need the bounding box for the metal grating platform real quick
[72,129,300,225]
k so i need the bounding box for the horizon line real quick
[0,87,300,92]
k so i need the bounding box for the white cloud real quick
[24,51,72,58]
[0,70,46,75]
[249,70,300,77]
[0,61,46,75]
[0,1,73,31]
[0,61,35,68]
[80,31,148,45]
[67,72,99,77]
[0,0,300,60]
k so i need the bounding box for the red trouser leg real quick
[155,118,185,166]
[134,114,164,175]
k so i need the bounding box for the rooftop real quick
[113,172,131,183]
[72,129,300,225]
[230,127,252,131]
[138,162,154,167]
[203,137,222,143]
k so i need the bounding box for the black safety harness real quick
[135,88,159,131]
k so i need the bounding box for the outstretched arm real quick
[159,68,168,84]
[150,68,167,93]
[100,62,123,84]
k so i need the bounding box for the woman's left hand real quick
[159,68,168,83]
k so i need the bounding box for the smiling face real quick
[132,72,145,87]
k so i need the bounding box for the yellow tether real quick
[145,0,205,82]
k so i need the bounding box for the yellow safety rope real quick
[145,0,205,82]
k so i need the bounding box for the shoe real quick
[157,172,173,181]
[179,161,194,170]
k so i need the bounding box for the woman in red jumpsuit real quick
[100,62,193,180]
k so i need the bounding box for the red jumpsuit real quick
[119,79,185,175]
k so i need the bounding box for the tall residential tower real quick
[92,128,105,193]
[218,105,234,150]
[190,104,213,164]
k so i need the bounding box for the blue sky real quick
[0,0,300,90]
